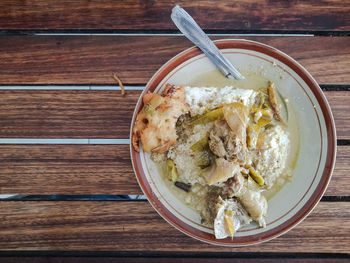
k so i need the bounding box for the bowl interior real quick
[131,40,336,246]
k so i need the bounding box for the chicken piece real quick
[222,172,245,198]
[204,158,241,186]
[237,189,267,227]
[209,119,246,162]
[132,84,189,153]
[209,129,226,158]
[221,172,267,227]
[225,133,245,160]
[222,102,249,145]
[267,81,282,122]
[214,196,251,239]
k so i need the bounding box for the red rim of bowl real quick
[129,39,337,246]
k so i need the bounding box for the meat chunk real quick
[222,102,248,145]
[238,189,267,227]
[209,119,246,162]
[222,172,267,227]
[222,173,245,198]
[203,158,241,186]
[208,122,228,157]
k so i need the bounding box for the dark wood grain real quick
[328,145,350,196]
[0,90,139,138]
[0,36,348,85]
[0,90,348,139]
[0,145,140,195]
[0,201,349,253]
[0,1,347,257]
[0,0,348,31]
[0,144,348,196]
[324,91,350,140]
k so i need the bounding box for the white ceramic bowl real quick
[130,39,336,246]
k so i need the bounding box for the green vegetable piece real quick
[166,159,178,182]
[195,151,212,169]
[267,81,289,123]
[248,167,264,186]
[190,137,209,152]
[143,103,154,115]
[257,117,271,127]
[247,124,260,150]
[262,102,270,109]
[190,108,223,125]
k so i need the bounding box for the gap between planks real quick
[0,84,347,91]
[0,195,349,201]
[0,255,348,262]
[0,139,130,144]
[32,32,315,37]
[0,138,347,145]
[0,85,145,91]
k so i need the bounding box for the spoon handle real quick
[171,5,244,80]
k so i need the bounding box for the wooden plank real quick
[0,90,139,138]
[0,144,348,196]
[0,145,140,195]
[0,90,348,139]
[0,36,348,85]
[327,145,350,196]
[0,201,348,253]
[324,91,350,140]
[0,0,348,31]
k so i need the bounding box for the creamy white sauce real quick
[184,86,256,116]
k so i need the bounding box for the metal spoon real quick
[171,5,244,80]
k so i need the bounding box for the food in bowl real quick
[130,39,336,246]
[132,73,299,239]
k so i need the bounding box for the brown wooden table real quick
[0,1,349,262]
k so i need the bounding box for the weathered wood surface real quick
[324,91,350,140]
[0,145,138,195]
[0,145,348,196]
[0,0,348,31]
[0,36,348,85]
[0,90,139,138]
[0,90,348,139]
[0,201,348,253]
[0,0,348,259]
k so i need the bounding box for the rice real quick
[253,125,290,188]
[167,122,214,185]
